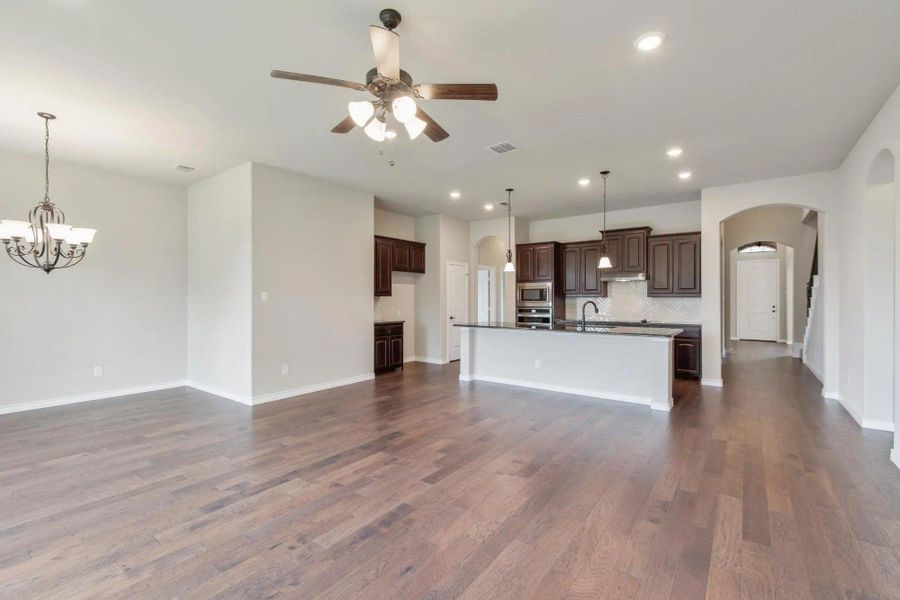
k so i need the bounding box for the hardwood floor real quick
[1,341,898,599]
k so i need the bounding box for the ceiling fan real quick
[271,8,498,143]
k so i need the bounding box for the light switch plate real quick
[93,366,103,377]
[260,291,269,303]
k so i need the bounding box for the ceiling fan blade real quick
[271,70,368,92]
[414,83,498,101]
[369,26,400,80]
[416,107,449,142]
[331,115,356,134]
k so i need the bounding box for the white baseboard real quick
[462,374,658,409]
[791,343,803,358]
[822,389,840,400]
[803,358,824,383]
[252,373,375,405]
[891,449,900,471]
[0,380,188,415]
[414,356,448,365]
[701,378,724,387]
[833,394,863,427]
[403,356,417,363]
[187,381,253,405]
[861,418,895,432]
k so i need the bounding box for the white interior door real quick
[477,268,491,322]
[447,262,469,361]
[737,259,779,341]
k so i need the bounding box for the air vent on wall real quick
[173,164,198,173]
[486,141,519,154]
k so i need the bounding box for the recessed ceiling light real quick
[666,147,683,158]
[449,191,461,199]
[635,31,665,52]
[484,204,494,211]
[578,178,591,186]
[384,129,397,140]
[678,171,692,180]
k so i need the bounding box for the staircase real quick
[802,274,819,355]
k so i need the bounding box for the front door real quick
[447,262,469,361]
[737,258,779,341]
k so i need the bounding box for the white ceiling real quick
[2,0,900,220]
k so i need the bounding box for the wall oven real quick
[517,282,552,307]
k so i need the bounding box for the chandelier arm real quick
[54,251,87,269]
[5,245,42,268]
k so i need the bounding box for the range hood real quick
[600,272,646,282]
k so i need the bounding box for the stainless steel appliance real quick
[516,282,555,329]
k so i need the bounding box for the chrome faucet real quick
[581,301,599,330]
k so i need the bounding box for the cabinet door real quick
[409,242,426,273]
[533,245,554,281]
[581,245,603,294]
[622,231,646,273]
[674,337,701,378]
[374,238,393,296]
[647,238,674,296]
[374,336,389,371]
[673,235,701,296]
[389,335,403,368]
[563,246,580,295]
[603,234,622,274]
[516,246,535,282]
[392,240,410,272]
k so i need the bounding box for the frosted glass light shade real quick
[46,223,72,240]
[348,101,375,127]
[598,255,613,269]
[364,118,386,142]
[391,96,417,123]
[1,220,31,239]
[69,228,96,245]
[504,261,515,273]
[404,116,427,140]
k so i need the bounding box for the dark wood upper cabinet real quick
[647,232,701,297]
[374,237,393,297]
[516,243,559,283]
[374,236,426,296]
[598,227,649,276]
[516,245,535,282]
[391,240,410,271]
[647,237,674,295]
[563,246,580,295]
[533,244,555,281]
[559,242,608,297]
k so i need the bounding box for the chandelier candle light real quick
[0,113,96,273]
[500,188,515,273]
[598,170,613,269]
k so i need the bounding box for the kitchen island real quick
[455,322,683,411]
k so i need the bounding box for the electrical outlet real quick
[93,366,103,377]
[281,364,289,375]
[534,359,541,369]
[260,291,269,303]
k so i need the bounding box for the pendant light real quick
[598,170,613,269]
[500,188,515,272]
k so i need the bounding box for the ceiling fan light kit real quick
[271,8,498,143]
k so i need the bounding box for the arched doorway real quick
[474,235,508,322]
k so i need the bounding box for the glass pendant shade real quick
[1,220,31,239]
[598,254,613,269]
[504,260,515,273]
[45,223,72,240]
[69,228,97,245]
[404,116,427,140]
[348,101,375,127]
[391,96,417,123]
[364,117,387,142]
[0,223,10,241]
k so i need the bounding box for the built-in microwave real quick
[517,282,552,306]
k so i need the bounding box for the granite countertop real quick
[375,320,405,325]
[454,322,684,338]
[558,319,701,329]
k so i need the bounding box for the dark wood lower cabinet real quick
[673,327,701,379]
[375,322,404,373]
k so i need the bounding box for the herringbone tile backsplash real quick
[568,281,702,324]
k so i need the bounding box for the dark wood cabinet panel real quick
[647,238,674,295]
[374,237,393,297]
[533,245,555,281]
[516,246,535,282]
[375,322,404,373]
[409,242,426,273]
[674,235,701,295]
[674,335,701,378]
[623,231,646,272]
[580,245,604,295]
[604,236,622,274]
[563,246,580,295]
[648,232,700,297]
[392,240,410,271]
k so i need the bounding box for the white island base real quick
[458,325,676,411]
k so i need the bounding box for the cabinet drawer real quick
[389,324,403,335]
[374,325,390,337]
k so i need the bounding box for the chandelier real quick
[0,113,96,273]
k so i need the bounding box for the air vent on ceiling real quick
[173,164,198,174]
[486,141,519,155]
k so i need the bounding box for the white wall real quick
[528,200,701,242]
[0,151,187,412]
[251,164,374,402]
[374,208,417,360]
[187,163,252,403]
[700,172,840,389]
